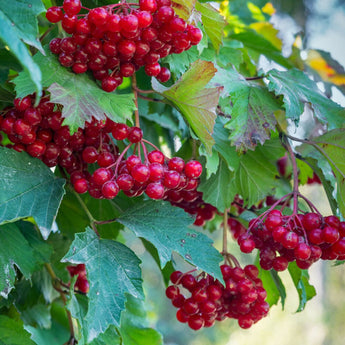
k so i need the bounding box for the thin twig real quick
[131,74,140,128]
[45,264,76,344]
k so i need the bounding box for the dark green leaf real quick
[0,221,52,298]
[120,294,163,345]
[13,48,136,132]
[62,228,144,342]
[152,60,221,153]
[162,46,200,78]
[25,321,70,345]
[288,262,316,312]
[0,147,65,232]
[0,315,36,345]
[266,68,345,127]
[227,0,270,24]
[212,117,240,170]
[199,157,235,211]
[118,200,223,282]
[230,138,285,206]
[213,67,280,150]
[0,0,44,52]
[230,29,293,68]
[257,263,286,308]
[0,11,41,95]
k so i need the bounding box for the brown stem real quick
[45,264,76,343]
[222,210,229,255]
[284,138,299,214]
[133,86,155,94]
[137,94,165,103]
[245,76,265,81]
[132,74,140,128]
[285,133,345,179]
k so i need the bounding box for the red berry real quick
[139,0,157,13]
[46,6,63,23]
[74,178,89,194]
[102,181,119,199]
[63,0,81,16]
[145,182,165,199]
[165,285,180,299]
[184,160,202,178]
[188,315,204,330]
[88,7,108,26]
[92,168,112,185]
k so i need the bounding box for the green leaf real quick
[227,0,269,24]
[25,321,70,345]
[195,2,226,51]
[0,221,52,298]
[296,129,345,217]
[288,262,316,312]
[213,67,280,150]
[258,267,285,307]
[0,315,36,345]
[266,68,345,127]
[230,29,293,68]
[230,138,285,206]
[162,46,200,78]
[0,147,65,232]
[0,0,44,52]
[62,228,144,342]
[117,200,223,282]
[152,60,221,153]
[212,117,240,170]
[198,157,235,211]
[0,11,42,95]
[120,294,163,345]
[13,48,136,132]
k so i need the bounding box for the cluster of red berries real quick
[0,95,203,201]
[46,0,203,92]
[166,265,269,330]
[237,210,345,271]
[67,264,89,293]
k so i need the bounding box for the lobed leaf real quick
[0,315,36,345]
[0,147,65,233]
[198,158,235,211]
[62,228,144,342]
[13,48,136,132]
[213,67,280,150]
[195,2,226,51]
[152,59,221,153]
[266,68,345,127]
[0,221,51,298]
[118,200,224,282]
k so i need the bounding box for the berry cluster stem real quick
[132,74,140,128]
[72,187,100,236]
[284,137,299,214]
[222,209,229,255]
[44,263,76,344]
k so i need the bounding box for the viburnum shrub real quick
[0,0,345,344]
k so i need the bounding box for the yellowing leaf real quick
[171,0,196,20]
[152,60,221,153]
[250,22,282,50]
[262,3,276,15]
[195,2,226,51]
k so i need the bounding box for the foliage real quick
[0,0,344,344]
